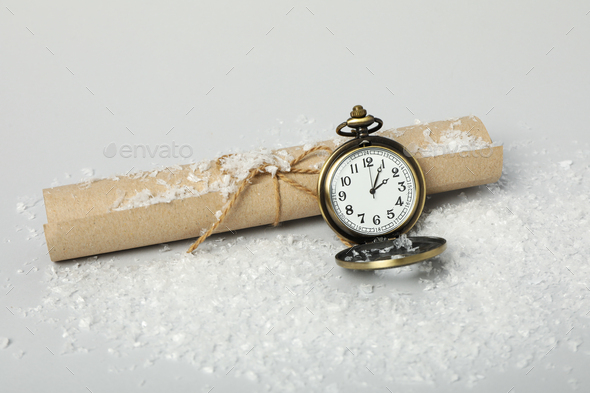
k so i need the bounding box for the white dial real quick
[329,146,418,236]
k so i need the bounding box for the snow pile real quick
[412,120,498,158]
[115,148,295,210]
[22,143,590,391]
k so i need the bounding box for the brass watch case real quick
[317,135,426,245]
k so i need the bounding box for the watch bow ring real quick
[335,105,384,138]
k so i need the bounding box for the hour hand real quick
[373,178,389,191]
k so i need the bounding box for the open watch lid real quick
[335,235,447,270]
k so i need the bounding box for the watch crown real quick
[350,105,367,118]
[336,105,382,138]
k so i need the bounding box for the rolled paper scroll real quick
[43,115,502,261]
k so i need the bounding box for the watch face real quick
[328,146,419,236]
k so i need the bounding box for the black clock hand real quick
[372,167,382,190]
[369,166,382,198]
[373,178,389,192]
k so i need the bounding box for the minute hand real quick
[371,167,382,190]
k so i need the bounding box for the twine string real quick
[187,145,346,253]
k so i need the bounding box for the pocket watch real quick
[317,105,447,270]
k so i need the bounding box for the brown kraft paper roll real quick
[43,116,503,261]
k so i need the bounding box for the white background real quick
[1,0,589,392]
